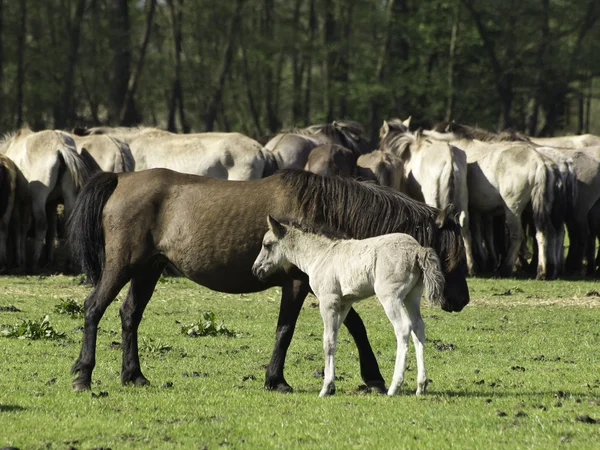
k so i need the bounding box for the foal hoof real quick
[134,377,151,387]
[72,379,91,392]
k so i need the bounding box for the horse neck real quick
[281,231,337,275]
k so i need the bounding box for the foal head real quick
[252,216,296,280]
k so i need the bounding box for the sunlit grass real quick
[1,275,600,449]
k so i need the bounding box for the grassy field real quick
[1,275,600,449]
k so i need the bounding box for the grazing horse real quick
[265,120,371,171]
[380,120,474,275]
[74,126,271,180]
[0,154,31,271]
[67,169,469,392]
[0,129,94,268]
[423,129,558,279]
[71,134,135,173]
[253,217,445,397]
[304,143,357,177]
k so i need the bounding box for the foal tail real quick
[67,172,119,285]
[416,248,445,306]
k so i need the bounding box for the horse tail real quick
[56,130,97,190]
[110,136,135,172]
[437,145,456,209]
[67,172,119,285]
[261,148,279,178]
[530,159,554,234]
[565,158,578,215]
[549,165,567,234]
[416,247,445,306]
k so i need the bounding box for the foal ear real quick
[435,204,456,228]
[402,116,412,129]
[267,215,286,238]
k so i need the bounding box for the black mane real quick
[432,121,529,143]
[277,169,464,272]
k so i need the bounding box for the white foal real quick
[252,216,446,397]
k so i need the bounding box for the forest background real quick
[0,0,598,146]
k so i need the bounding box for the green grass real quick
[1,275,600,449]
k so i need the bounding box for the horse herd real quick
[1,119,600,393]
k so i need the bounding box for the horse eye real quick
[263,243,272,250]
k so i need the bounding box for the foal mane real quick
[380,121,428,157]
[277,169,464,272]
[274,218,351,241]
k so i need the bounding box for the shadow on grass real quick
[0,404,26,412]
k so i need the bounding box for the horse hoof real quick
[366,380,387,395]
[134,377,151,387]
[319,384,336,397]
[264,378,294,393]
[72,380,91,391]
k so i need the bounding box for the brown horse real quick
[67,169,469,392]
[304,144,357,177]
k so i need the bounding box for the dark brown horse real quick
[67,169,469,392]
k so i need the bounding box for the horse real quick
[423,129,559,279]
[528,135,600,148]
[66,168,469,392]
[0,154,31,272]
[356,150,404,191]
[73,126,273,180]
[264,120,371,171]
[71,134,135,173]
[252,217,445,397]
[0,129,95,268]
[380,119,474,275]
[304,143,357,177]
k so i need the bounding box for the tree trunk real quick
[15,0,26,128]
[240,41,264,137]
[368,0,397,145]
[109,0,136,124]
[303,0,316,125]
[336,0,354,118]
[120,0,156,124]
[204,0,245,131]
[323,0,336,122]
[291,0,304,124]
[263,0,280,132]
[526,0,549,135]
[55,0,87,129]
[167,0,189,133]
[0,0,4,127]
[445,1,460,122]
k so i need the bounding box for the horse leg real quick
[120,263,165,386]
[469,211,487,273]
[265,277,310,392]
[343,307,386,393]
[585,234,596,277]
[0,220,8,271]
[499,209,523,277]
[30,198,48,270]
[458,210,476,276]
[403,285,427,395]
[71,266,131,391]
[378,288,411,396]
[565,219,586,276]
[44,202,58,267]
[318,295,346,397]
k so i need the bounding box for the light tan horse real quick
[0,154,31,271]
[380,120,474,275]
[423,129,558,279]
[529,134,600,148]
[72,134,135,173]
[0,129,95,267]
[77,126,270,180]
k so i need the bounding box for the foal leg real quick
[71,266,130,391]
[120,264,165,386]
[265,277,311,392]
[378,288,412,396]
[319,296,349,397]
[404,285,427,395]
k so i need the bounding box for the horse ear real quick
[267,215,286,238]
[435,204,456,228]
[380,121,390,139]
[402,116,412,129]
